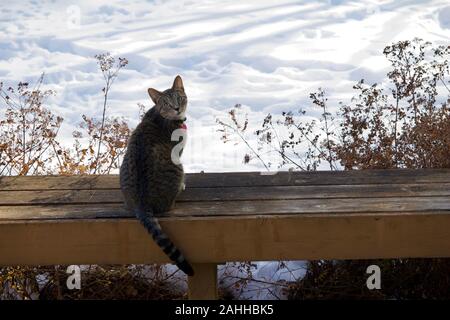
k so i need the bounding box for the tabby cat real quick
[119,75,193,276]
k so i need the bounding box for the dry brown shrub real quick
[0,74,61,175]
[217,38,450,299]
[0,53,183,300]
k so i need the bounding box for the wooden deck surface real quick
[1,169,450,267]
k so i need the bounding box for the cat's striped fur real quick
[119,76,193,276]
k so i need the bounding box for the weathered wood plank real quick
[0,183,449,205]
[0,196,448,220]
[1,169,449,190]
[1,211,450,266]
[184,169,450,187]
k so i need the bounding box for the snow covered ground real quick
[1,0,449,172]
[1,0,449,300]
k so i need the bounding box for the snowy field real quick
[1,0,449,172]
[1,0,449,300]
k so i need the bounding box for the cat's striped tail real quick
[135,207,194,276]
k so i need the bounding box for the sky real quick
[0,0,449,172]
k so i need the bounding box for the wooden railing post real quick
[188,263,218,300]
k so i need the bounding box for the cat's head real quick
[148,75,187,122]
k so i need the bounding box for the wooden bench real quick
[1,169,450,299]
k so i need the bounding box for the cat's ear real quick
[148,88,162,104]
[172,75,184,91]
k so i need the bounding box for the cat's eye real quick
[177,96,186,105]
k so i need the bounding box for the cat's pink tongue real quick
[180,123,187,130]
